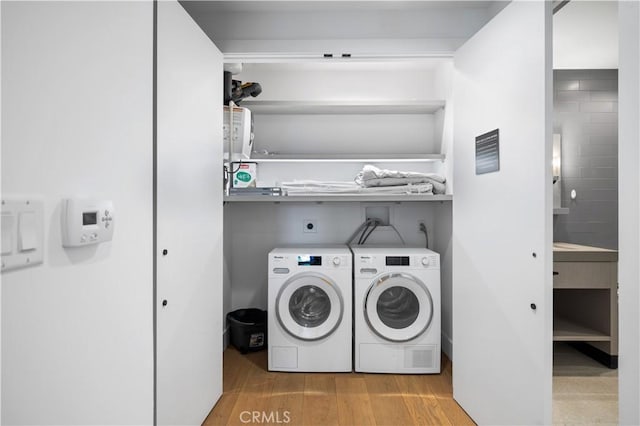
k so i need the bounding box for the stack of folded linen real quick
[355,164,446,194]
[281,180,434,195]
[279,165,446,196]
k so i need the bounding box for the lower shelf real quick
[553,316,611,342]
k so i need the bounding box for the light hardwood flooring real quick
[203,347,474,426]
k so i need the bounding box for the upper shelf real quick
[239,100,446,115]
[247,153,445,163]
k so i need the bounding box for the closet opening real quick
[552,1,619,424]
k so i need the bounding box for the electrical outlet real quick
[418,221,426,232]
[303,219,317,233]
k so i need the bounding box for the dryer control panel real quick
[384,255,439,268]
[354,249,440,277]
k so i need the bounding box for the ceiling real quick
[553,0,618,69]
[182,1,504,14]
[182,1,618,69]
[181,1,510,51]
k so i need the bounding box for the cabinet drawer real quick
[553,262,616,289]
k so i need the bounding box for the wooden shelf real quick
[224,194,452,203]
[240,100,446,115]
[247,153,445,163]
[553,316,611,342]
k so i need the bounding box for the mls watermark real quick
[240,410,291,424]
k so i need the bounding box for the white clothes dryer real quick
[352,246,441,374]
[268,246,352,372]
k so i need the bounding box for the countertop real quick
[553,242,618,262]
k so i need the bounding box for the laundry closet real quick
[197,4,464,376]
[165,1,554,425]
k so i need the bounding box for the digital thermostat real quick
[61,198,114,248]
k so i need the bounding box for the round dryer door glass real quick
[288,285,331,328]
[376,286,420,329]
[276,273,343,341]
[365,273,433,342]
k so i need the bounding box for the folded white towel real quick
[355,165,446,194]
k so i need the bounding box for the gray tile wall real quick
[554,69,618,250]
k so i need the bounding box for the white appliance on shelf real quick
[223,105,253,162]
[268,245,352,372]
[352,245,441,374]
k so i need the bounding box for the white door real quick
[156,1,223,424]
[452,1,553,424]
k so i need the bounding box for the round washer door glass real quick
[365,273,433,342]
[288,285,331,328]
[276,273,344,341]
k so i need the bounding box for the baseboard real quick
[569,342,618,369]
[442,331,453,360]
[223,325,230,350]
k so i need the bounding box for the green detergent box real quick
[232,162,257,188]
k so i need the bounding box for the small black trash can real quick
[226,308,267,354]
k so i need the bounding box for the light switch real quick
[2,197,44,272]
[1,213,14,255]
[18,211,37,252]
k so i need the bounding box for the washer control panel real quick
[61,198,114,248]
[269,250,351,276]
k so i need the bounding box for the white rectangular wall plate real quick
[1,197,45,272]
[61,198,114,248]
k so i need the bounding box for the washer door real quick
[364,273,434,342]
[276,272,344,341]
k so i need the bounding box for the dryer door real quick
[276,272,344,341]
[365,273,434,342]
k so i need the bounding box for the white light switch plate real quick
[1,197,44,272]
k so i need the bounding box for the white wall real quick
[618,1,640,424]
[553,1,618,69]
[252,114,437,156]
[237,63,441,101]
[1,2,153,424]
[434,61,455,194]
[433,201,453,358]
[237,63,444,159]
[223,213,233,348]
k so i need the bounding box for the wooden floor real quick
[203,347,474,426]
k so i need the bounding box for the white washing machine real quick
[268,245,352,372]
[352,246,441,374]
